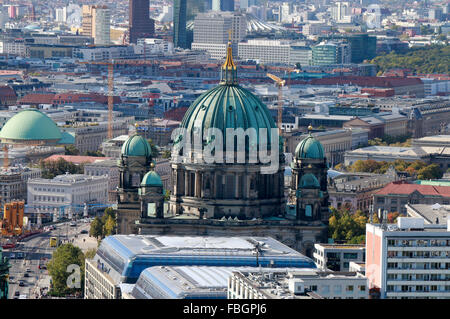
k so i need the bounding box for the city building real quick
[129,0,155,44]
[192,12,246,60]
[173,0,187,48]
[116,44,330,256]
[238,40,291,64]
[27,173,108,219]
[0,247,10,299]
[312,41,351,66]
[84,235,317,299]
[84,159,119,203]
[0,166,41,205]
[313,244,365,271]
[406,203,450,226]
[328,167,407,213]
[229,269,368,299]
[366,217,450,299]
[73,45,135,62]
[372,181,450,215]
[81,5,111,45]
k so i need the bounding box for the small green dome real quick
[295,134,325,159]
[178,84,277,151]
[141,171,163,187]
[299,173,320,188]
[0,109,62,142]
[121,134,152,158]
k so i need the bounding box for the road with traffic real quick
[5,220,93,299]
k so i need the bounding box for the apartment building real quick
[229,269,368,299]
[313,244,365,271]
[366,217,450,299]
[238,39,291,65]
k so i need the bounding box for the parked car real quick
[24,273,29,278]
[14,291,20,296]
[80,230,88,234]
[18,281,25,287]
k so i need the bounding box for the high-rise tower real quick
[129,0,155,44]
[173,0,187,49]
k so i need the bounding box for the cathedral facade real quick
[115,43,330,256]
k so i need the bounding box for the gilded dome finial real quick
[220,29,238,85]
[308,124,313,133]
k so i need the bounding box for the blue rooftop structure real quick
[93,235,317,284]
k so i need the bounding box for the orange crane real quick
[79,59,155,139]
[267,73,285,135]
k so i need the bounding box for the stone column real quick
[195,171,201,198]
[184,170,189,197]
[235,173,240,199]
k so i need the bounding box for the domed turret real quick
[121,134,152,159]
[141,171,163,188]
[294,133,325,160]
[299,173,320,189]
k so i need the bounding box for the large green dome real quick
[295,134,325,159]
[179,84,277,149]
[0,109,62,142]
[121,134,152,158]
[141,171,163,187]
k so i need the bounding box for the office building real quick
[27,174,108,219]
[173,0,187,48]
[129,0,155,44]
[366,217,450,299]
[289,45,312,67]
[229,269,368,299]
[82,5,111,45]
[313,244,365,271]
[192,11,246,59]
[84,235,317,299]
[212,0,234,11]
[0,167,41,205]
[238,39,291,64]
[312,41,351,66]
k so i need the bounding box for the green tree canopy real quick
[47,243,85,296]
[39,158,84,179]
[89,217,103,240]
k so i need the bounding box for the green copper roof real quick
[141,171,163,187]
[0,109,62,142]
[58,131,75,145]
[299,173,320,189]
[179,84,277,150]
[295,134,325,159]
[121,134,152,158]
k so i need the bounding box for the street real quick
[4,219,96,299]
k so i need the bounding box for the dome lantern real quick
[220,31,238,86]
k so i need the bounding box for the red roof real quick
[0,86,17,98]
[164,107,188,121]
[19,93,54,105]
[310,76,423,88]
[44,155,112,164]
[375,181,450,197]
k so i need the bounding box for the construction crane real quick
[79,59,155,139]
[267,73,285,135]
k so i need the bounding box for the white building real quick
[55,7,67,23]
[238,39,291,64]
[192,11,246,60]
[229,269,368,299]
[27,174,108,218]
[366,217,450,299]
[313,244,365,271]
[73,45,134,62]
[135,38,174,55]
[84,159,119,203]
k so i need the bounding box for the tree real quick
[64,145,80,155]
[89,217,103,240]
[417,164,443,180]
[47,243,84,296]
[162,150,171,159]
[103,215,116,237]
[84,150,105,157]
[328,207,368,244]
[39,158,84,179]
[84,248,97,259]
